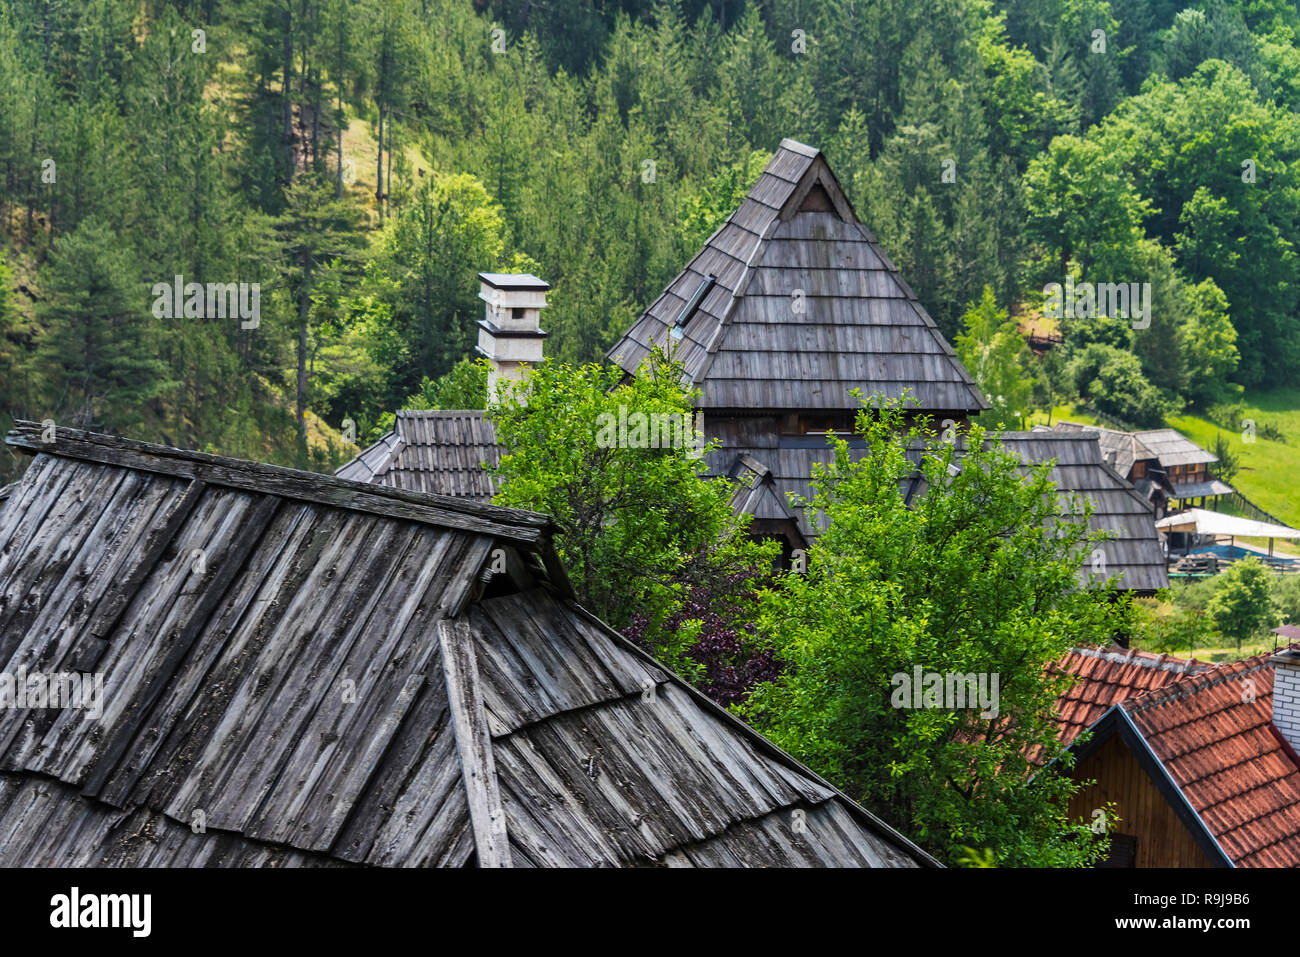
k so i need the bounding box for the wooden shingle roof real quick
[1049,421,1154,477]
[705,426,1167,592]
[337,410,501,501]
[0,422,934,868]
[606,139,988,414]
[996,433,1169,593]
[1050,421,1217,470]
[1131,428,1218,467]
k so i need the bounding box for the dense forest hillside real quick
[2,0,1299,481]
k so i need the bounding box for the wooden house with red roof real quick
[1052,644,1300,867]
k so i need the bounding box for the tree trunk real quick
[282,7,295,180]
[336,96,344,197]
[375,104,384,224]
[312,71,321,170]
[296,271,311,458]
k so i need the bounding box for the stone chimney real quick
[1270,647,1300,753]
[475,273,549,404]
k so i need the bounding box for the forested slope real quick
[2,0,1298,481]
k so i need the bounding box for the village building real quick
[605,138,989,428]
[1046,421,1233,515]
[720,427,1168,592]
[0,421,936,868]
[1047,644,1300,867]
[345,139,1167,594]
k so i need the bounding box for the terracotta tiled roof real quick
[1051,646,1211,750]
[1121,649,1300,868]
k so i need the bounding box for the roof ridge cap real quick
[1125,655,1274,713]
[7,421,552,541]
[779,138,821,158]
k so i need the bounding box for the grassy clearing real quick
[1169,388,1300,527]
[1025,404,1103,429]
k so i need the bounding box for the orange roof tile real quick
[1122,649,1300,868]
[1051,646,1210,749]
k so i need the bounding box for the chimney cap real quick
[477,272,550,292]
[1270,647,1300,666]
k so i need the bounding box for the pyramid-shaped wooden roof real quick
[607,139,988,415]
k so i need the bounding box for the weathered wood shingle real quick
[0,423,933,867]
[706,426,1169,593]
[606,139,988,415]
[337,411,500,502]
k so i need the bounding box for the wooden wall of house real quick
[1067,735,1215,868]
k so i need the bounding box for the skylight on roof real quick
[670,274,716,339]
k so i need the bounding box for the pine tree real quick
[34,217,171,432]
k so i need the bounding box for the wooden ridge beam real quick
[6,422,551,546]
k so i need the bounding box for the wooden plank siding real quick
[1067,734,1215,868]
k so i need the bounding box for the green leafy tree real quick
[1094,61,1300,387]
[744,399,1125,867]
[367,172,507,404]
[1207,557,1275,651]
[1067,343,1174,427]
[955,286,1035,429]
[1023,135,1152,283]
[367,356,490,440]
[487,348,776,654]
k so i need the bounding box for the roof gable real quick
[1120,651,1300,867]
[1064,647,1300,868]
[607,139,988,414]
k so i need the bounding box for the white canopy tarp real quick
[1155,508,1300,539]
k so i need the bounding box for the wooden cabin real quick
[343,139,1166,593]
[0,421,937,868]
[1049,422,1232,515]
[1050,646,1300,867]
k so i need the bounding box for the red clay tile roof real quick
[1051,646,1210,750]
[1122,649,1300,868]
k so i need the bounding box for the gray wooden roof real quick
[606,139,988,414]
[1130,428,1218,467]
[0,422,934,868]
[1050,421,1216,470]
[337,410,501,501]
[1049,421,1154,477]
[707,426,1168,593]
